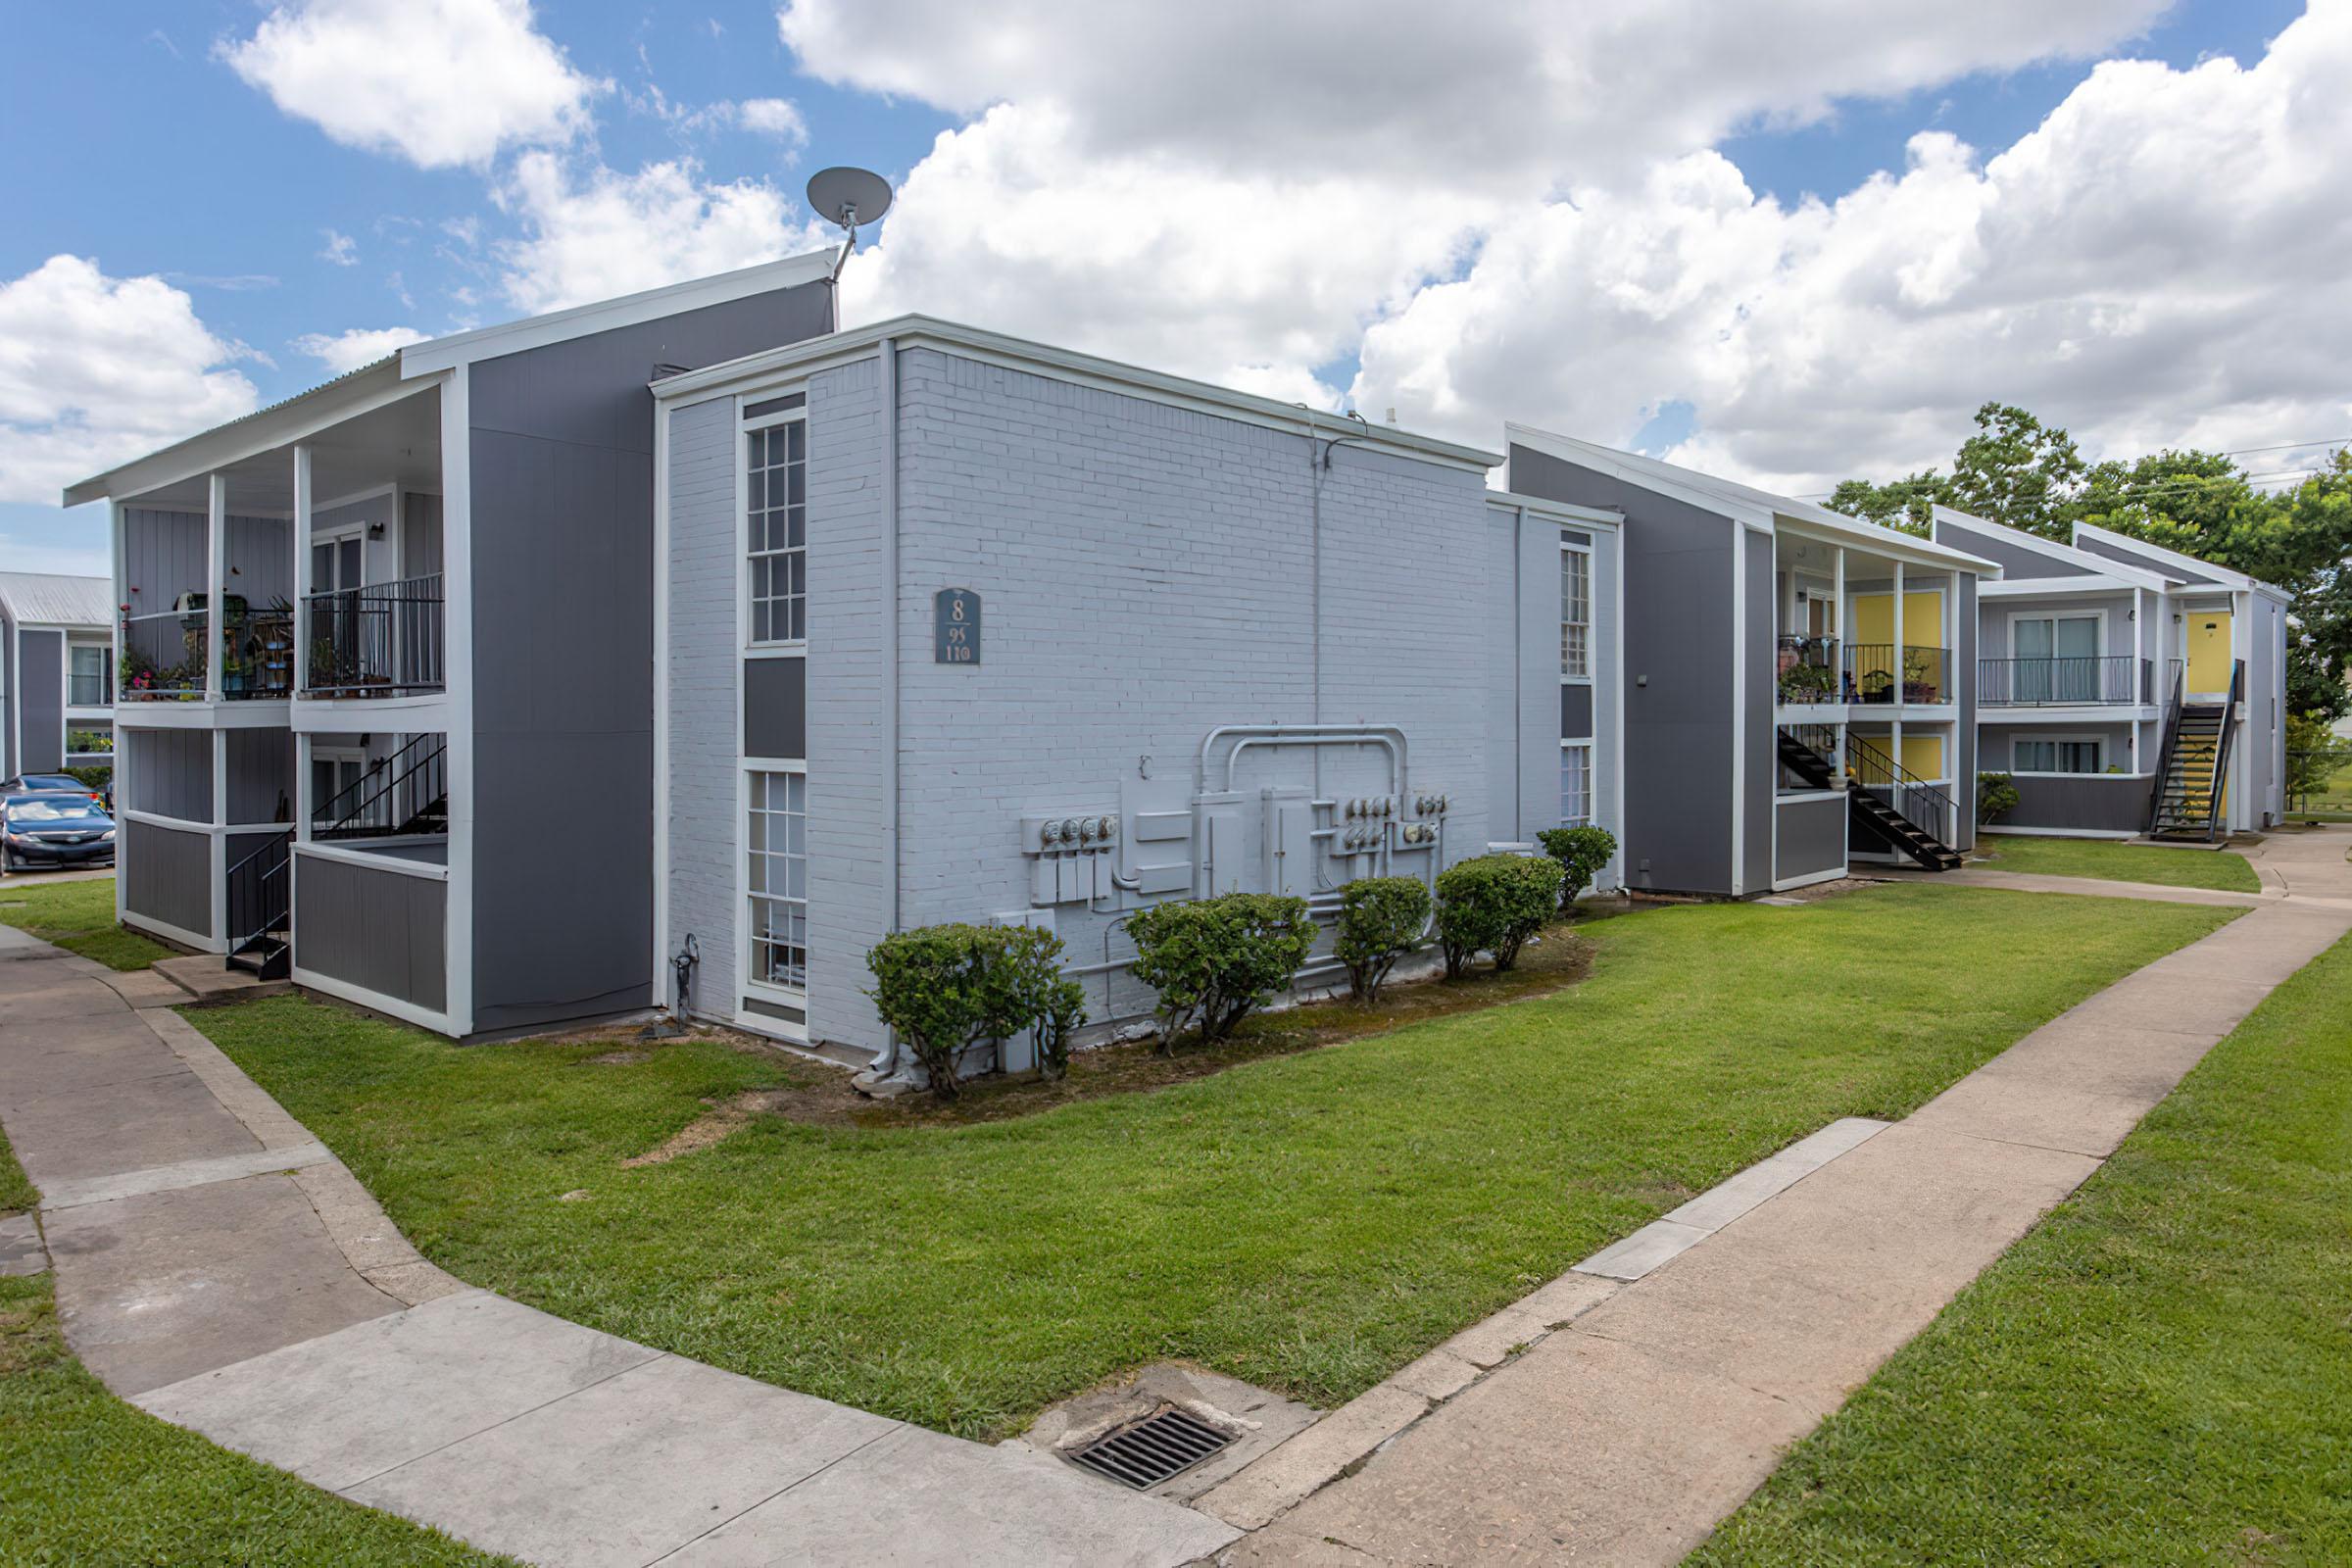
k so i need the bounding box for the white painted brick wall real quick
[664,396,740,1017]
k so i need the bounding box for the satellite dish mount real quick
[806,166,895,281]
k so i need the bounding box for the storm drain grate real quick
[1066,1406,1236,1490]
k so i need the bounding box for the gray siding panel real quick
[225,728,293,823]
[2076,532,2218,583]
[1560,682,1593,739]
[123,818,211,938]
[124,728,212,820]
[1994,774,2155,834]
[470,280,833,1034]
[1741,534,1774,895]
[18,630,63,773]
[403,492,445,578]
[743,657,806,760]
[1954,573,1979,851]
[665,396,742,1020]
[1775,794,1846,882]
[1936,517,2093,577]
[123,510,206,618]
[1511,444,1737,895]
[227,515,292,608]
[294,852,447,1011]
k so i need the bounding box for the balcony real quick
[119,598,295,702]
[303,573,446,699]
[1980,655,2145,708]
[1774,635,1841,706]
[1845,644,1948,706]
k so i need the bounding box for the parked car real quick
[1,773,111,813]
[0,791,117,872]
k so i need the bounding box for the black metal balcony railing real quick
[226,609,295,699]
[304,573,446,698]
[1774,635,1841,705]
[1979,655,2142,707]
[119,608,207,701]
[1845,643,1949,705]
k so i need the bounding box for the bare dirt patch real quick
[620,1088,806,1166]
[1773,875,1892,904]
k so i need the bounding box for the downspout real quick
[872,337,902,1078]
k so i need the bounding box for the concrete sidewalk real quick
[0,925,1233,1568]
[1209,827,2352,1565]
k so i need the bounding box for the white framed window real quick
[1559,740,1593,826]
[68,644,111,707]
[747,765,808,993]
[744,401,808,647]
[2015,737,2104,774]
[1560,545,1591,679]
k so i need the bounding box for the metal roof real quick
[0,571,112,628]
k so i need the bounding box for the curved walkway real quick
[0,928,1233,1568]
[1207,827,2352,1565]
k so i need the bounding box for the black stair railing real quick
[315,735,448,840]
[2145,662,2188,835]
[1843,731,1961,850]
[2197,660,2247,843]
[225,828,292,954]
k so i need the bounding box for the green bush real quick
[1126,892,1315,1051]
[1435,854,1563,978]
[1335,876,1432,1004]
[1537,825,1617,911]
[866,923,1085,1100]
[61,765,112,794]
[1978,770,2020,826]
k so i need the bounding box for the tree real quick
[1831,404,2088,539]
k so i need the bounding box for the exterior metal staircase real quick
[316,735,449,841]
[223,829,292,979]
[2147,660,2243,843]
[1777,727,1964,872]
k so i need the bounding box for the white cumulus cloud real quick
[293,325,430,374]
[493,153,832,313]
[0,257,261,505]
[220,0,607,170]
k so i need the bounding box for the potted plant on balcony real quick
[1901,649,1940,704]
[1777,662,1836,705]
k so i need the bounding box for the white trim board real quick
[290,965,455,1036]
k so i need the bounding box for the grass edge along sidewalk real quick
[193,884,2230,1443]
[1691,925,2352,1566]
[1972,833,2261,893]
[0,876,170,971]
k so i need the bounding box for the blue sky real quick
[2,0,2339,578]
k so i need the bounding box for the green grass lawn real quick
[1691,925,2352,1566]
[196,886,2230,1442]
[0,1132,34,1217]
[0,1270,512,1566]
[1974,833,2261,893]
[0,875,172,970]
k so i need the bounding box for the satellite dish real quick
[806,166,894,231]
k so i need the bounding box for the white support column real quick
[292,446,313,698]
[206,472,226,701]
[439,368,474,1035]
[1833,545,1846,708]
[1891,560,1906,702]
[112,499,127,927]
[210,729,229,953]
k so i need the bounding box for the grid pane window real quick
[749,770,808,989]
[748,419,808,644]
[1560,741,1592,826]
[1560,549,1591,678]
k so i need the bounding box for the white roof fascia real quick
[2072,519,2288,599]
[1981,573,2158,599]
[398,250,836,378]
[1484,490,1623,532]
[63,359,427,508]
[1506,422,1997,573]
[659,317,1504,473]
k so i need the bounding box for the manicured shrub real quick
[1335,876,1432,1004]
[1537,825,1618,911]
[1435,854,1564,979]
[1978,771,2020,826]
[866,923,1085,1100]
[1125,892,1316,1051]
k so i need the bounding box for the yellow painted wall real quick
[2186,611,2234,692]
[1849,590,1946,649]
[1848,732,1947,783]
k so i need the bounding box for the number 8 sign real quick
[933,588,981,664]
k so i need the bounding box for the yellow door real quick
[1848,591,1944,649]
[2185,612,2233,694]
[1900,733,1946,781]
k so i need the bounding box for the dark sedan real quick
[0,792,117,872]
